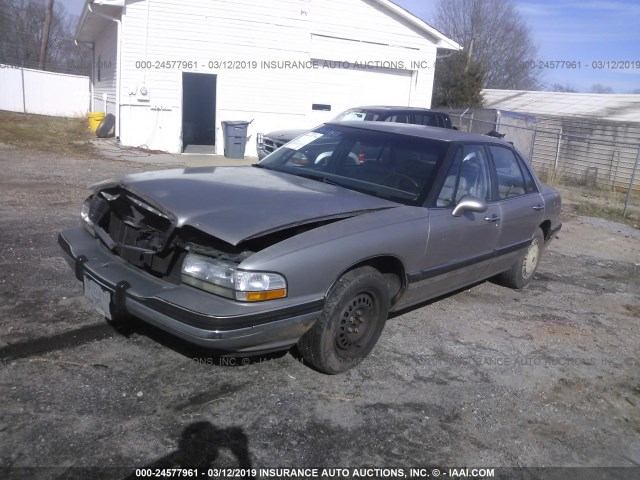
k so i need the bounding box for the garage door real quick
[308,62,413,124]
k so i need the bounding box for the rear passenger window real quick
[414,114,438,127]
[517,155,538,193]
[490,146,528,199]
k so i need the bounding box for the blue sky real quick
[62,0,84,17]
[392,0,640,93]
[61,0,639,93]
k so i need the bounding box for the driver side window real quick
[436,145,491,207]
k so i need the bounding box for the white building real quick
[75,0,460,156]
[482,89,640,191]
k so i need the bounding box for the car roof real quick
[324,120,513,145]
[348,106,449,114]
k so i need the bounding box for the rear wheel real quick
[298,266,389,374]
[496,228,545,289]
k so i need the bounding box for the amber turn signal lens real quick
[239,289,287,302]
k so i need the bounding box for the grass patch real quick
[538,166,566,187]
[0,110,96,157]
[557,183,640,228]
[539,165,639,227]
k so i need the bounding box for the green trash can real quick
[222,120,251,159]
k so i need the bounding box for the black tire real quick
[298,266,390,374]
[496,228,545,289]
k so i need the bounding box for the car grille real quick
[261,137,287,155]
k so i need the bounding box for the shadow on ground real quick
[124,421,255,479]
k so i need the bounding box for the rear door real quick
[488,145,544,273]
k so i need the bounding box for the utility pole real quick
[38,0,54,70]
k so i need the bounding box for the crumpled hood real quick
[114,166,398,245]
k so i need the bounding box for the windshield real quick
[257,125,449,206]
[332,109,381,122]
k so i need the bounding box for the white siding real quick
[114,0,442,154]
[0,64,89,117]
[93,21,118,115]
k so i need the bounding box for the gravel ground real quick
[0,147,639,479]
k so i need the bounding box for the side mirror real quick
[452,195,488,217]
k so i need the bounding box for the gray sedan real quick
[59,122,561,374]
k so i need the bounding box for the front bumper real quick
[256,145,268,161]
[59,228,322,353]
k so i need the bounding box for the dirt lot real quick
[0,145,639,479]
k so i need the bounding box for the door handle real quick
[532,205,545,211]
[484,215,501,222]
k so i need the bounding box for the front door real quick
[405,144,500,303]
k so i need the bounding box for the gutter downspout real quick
[87,3,122,140]
[75,40,94,112]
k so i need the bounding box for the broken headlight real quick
[80,194,110,237]
[80,197,95,236]
[181,253,287,302]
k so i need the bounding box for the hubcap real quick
[522,238,540,279]
[336,293,374,352]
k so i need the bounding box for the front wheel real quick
[297,266,390,374]
[496,228,545,289]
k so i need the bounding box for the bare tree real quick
[0,0,12,45]
[38,0,54,70]
[591,84,614,94]
[433,0,541,90]
[0,0,90,74]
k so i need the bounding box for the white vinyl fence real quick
[0,64,90,117]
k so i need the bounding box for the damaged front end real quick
[81,190,181,279]
[79,187,269,298]
[76,186,345,303]
[58,185,328,352]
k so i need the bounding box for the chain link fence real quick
[451,110,537,159]
[449,114,640,220]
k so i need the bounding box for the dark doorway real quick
[182,72,217,153]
